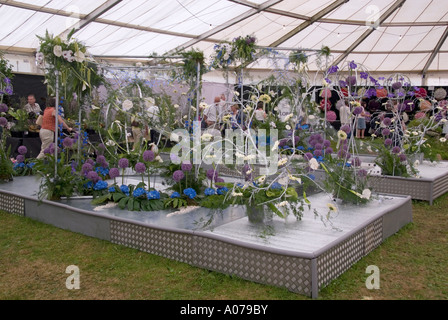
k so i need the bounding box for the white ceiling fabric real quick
[1,0,448,74]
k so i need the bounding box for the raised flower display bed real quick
[0,176,412,298]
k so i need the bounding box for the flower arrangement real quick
[0,50,14,99]
[12,146,36,176]
[36,30,104,114]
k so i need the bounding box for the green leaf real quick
[118,197,129,210]
[133,200,141,211]
[113,193,126,202]
[127,198,134,211]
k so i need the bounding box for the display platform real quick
[0,176,412,298]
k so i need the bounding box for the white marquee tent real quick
[1,0,448,85]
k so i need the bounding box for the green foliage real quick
[0,141,13,181]
[289,51,308,65]
[198,194,229,210]
[35,153,80,200]
[8,108,29,131]
[320,158,369,205]
[164,197,188,209]
[375,144,417,177]
[178,48,207,80]
[0,51,14,80]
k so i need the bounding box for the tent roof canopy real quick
[1,0,448,73]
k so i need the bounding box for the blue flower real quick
[93,180,108,191]
[27,162,36,169]
[183,188,197,199]
[120,185,130,195]
[109,187,116,193]
[84,181,93,189]
[170,192,181,199]
[345,162,352,167]
[204,188,215,196]
[270,182,283,190]
[147,190,160,200]
[133,187,146,198]
[217,187,229,195]
[308,174,316,181]
[297,146,305,151]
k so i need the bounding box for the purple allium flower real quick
[384,138,393,146]
[86,158,95,166]
[392,146,401,154]
[346,76,357,86]
[358,169,368,178]
[62,137,74,149]
[135,162,146,174]
[173,170,185,182]
[382,128,391,136]
[352,157,362,167]
[279,139,288,147]
[109,168,120,179]
[323,140,331,148]
[118,158,129,169]
[206,168,218,181]
[0,117,7,127]
[82,163,93,174]
[87,171,100,183]
[304,152,314,161]
[392,82,402,90]
[18,146,27,155]
[293,136,300,145]
[181,161,193,172]
[315,143,323,150]
[0,103,8,113]
[353,106,363,115]
[215,177,225,186]
[96,155,106,165]
[43,147,51,155]
[16,155,25,163]
[399,154,407,162]
[314,150,323,157]
[340,124,351,134]
[383,117,392,126]
[339,80,347,88]
[325,147,333,154]
[143,150,155,162]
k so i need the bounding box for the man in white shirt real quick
[24,94,42,116]
[204,97,219,127]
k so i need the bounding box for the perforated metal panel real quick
[110,221,194,264]
[433,174,448,199]
[0,192,25,216]
[364,218,383,255]
[193,236,312,295]
[317,230,365,289]
[369,176,431,201]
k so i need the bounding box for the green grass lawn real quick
[1,193,447,300]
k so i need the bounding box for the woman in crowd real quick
[37,97,72,160]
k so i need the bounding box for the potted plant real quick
[8,108,29,138]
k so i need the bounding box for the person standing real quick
[356,103,367,139]
[203,97,219,128]
[339,100,351,126]
[36,98,72,160]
